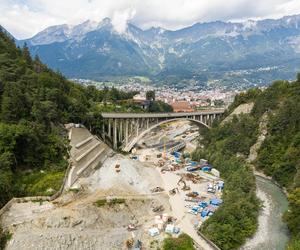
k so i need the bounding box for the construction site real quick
[0,120,223,250]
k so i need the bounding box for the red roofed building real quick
[171,101,195,113]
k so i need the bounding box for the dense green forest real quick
[0,29,173,209]
[193,78,300,249]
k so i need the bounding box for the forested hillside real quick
[193,78,300,249]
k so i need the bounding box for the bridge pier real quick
[108,118,112,139]
[136,119,139,137]
[129,119,132,134]
[118,120,121,142]
[125,119,129,145]
[113,119,117,150]
[102,122,105,142]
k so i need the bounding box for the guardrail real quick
[0,196,51,219]
[197,231,221,250]
[101,110,225,118]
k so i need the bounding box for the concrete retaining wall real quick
[50,162,71,200]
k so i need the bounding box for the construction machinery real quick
[125,238,134,248]
[152,205,164,212]
[177,177,191,191]
[169,188,179,195]
[151,187,165,193]
[115,161,120,173]
[186,191,199,198]
[127,224,137,231]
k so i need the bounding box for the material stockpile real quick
[185,190,208,202]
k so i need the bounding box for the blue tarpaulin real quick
[210,198,223,206]
[172,151,181,158]
[202,166,212,172]
[201,210,209,217]
[192,206,200,212]
[199,201,208,208]
[186,166,201,172]
[190,161,197,166]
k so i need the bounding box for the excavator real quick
[177,177,191,191]
[115,161,120,173]
[169,187,179,195]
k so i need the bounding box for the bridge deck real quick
[101,110,224,118]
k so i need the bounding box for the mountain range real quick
[10,14,300,89]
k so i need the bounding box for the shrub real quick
[162,233,194,250]
[0,227,11,250]
[94,199,107,207]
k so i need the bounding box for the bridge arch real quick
[101,110,224,150]
[122,117,209,152]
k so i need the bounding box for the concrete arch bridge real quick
[101,110,224,152]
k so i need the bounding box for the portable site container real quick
[148,228,159,237]
[133,240,142,250]
[211,168,220,177]
[165,224,175,234]
[200,159,208,165]
[174,227,180,234]
[217,181,224,190]
[208,211,214,217]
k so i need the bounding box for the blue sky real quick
[1,0,300,39]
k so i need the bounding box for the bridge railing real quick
[101,109,225,119]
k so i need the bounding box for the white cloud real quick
[1,0,300,39]
[112,8,136,33]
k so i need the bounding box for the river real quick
[241,175,290,250]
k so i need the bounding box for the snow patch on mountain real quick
[243,20,257,30]
[287,35,300,53]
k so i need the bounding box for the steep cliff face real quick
[247,112,268,164]
[222,102,254,124]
